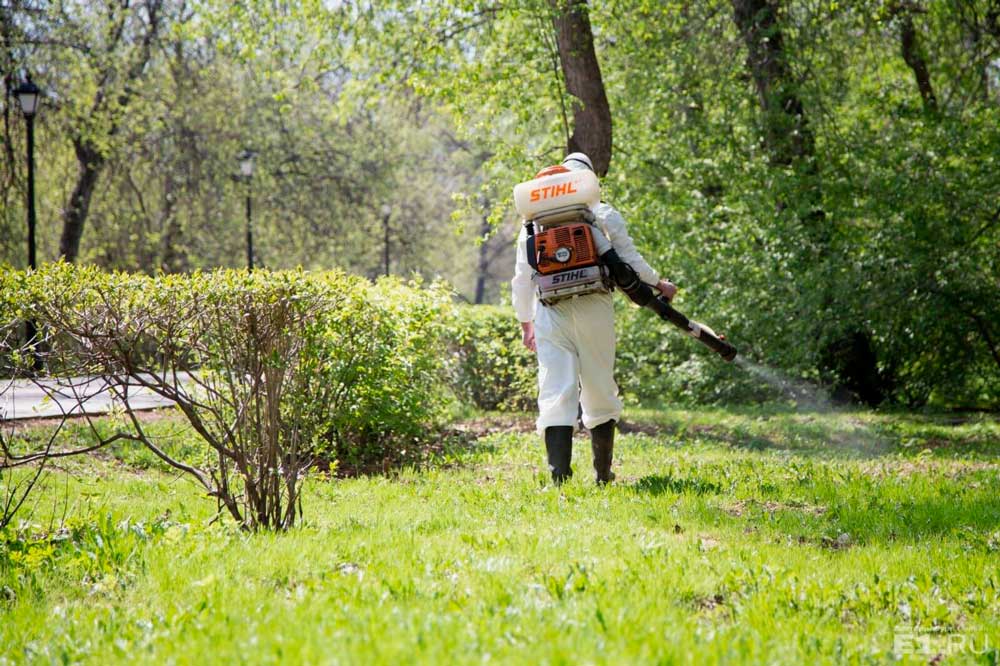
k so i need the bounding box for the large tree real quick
[57,0,165,263]
[551,0,613,175]
[891,1,938,113]
[730,0,813,165]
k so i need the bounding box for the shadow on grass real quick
[623,417,872,458]
[631,473,723,496]
[331,427,501,478]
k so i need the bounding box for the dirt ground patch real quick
[860,459,1000,480]
[724,498,828,518]
[453,414,536,437]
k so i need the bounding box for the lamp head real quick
[237,149,257,178]
[14,75,41,118]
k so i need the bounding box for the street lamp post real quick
[381,204,391,277]
[14,76,40,271]
[14,75,42,373]
[237,149,256,271]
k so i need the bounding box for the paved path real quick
[0,374,185,421]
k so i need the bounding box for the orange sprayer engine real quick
[527,215,613,305]
[532,223,602,275]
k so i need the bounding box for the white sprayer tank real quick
[513,169,600,220]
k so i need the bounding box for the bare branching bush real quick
[1,318,135,530]
[0,319,50,531]
[1,266,451,531]
[1,388,138,531]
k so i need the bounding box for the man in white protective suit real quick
[511,152,677,485]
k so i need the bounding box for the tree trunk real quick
[551,0,613,176]
[730,0,813,165]
[58,1,162,263]
[1,74,17,242]
[474,210,490,304]
[1,8,24,260]
[894,3,938,113]
[59,141,105,262]
[159,173,187,273]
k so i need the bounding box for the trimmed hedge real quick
[448,305,536,412]
[1,265,453,471]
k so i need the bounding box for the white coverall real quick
[511,203,660,434]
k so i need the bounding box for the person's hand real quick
[656,279,678,301]
[520,321,536,352]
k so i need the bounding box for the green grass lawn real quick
[2,406,1000,664]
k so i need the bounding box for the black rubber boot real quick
[591,420,616,485]
[544,426,574,485]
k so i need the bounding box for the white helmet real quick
[561,152,594,172]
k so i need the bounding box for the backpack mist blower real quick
[514,166,738,363]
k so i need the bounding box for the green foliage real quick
[821,110,1000,407]
[1,2,496,299]
[297,275,455,467]
[0,513,180,594]
[333,0,1000,407]
[591,1,1000,407]
[616,302,777,406]
[4,0,999,406]
[448,305,536,411]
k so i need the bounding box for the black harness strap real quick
[526,234,540,271]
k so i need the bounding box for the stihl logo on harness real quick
[529,181,578,202]
[551,269,589,284]
[534,265,610,305]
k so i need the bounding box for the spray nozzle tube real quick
[600,249,738,362]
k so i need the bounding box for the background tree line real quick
[0,0,515,301]
[2,0,998,407]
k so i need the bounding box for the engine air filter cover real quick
[529,223,601,275]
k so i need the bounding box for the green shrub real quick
[448,305,536,411]
[299,275,454,468]
[615,301,777,406]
